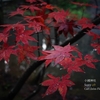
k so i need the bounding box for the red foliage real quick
[57,20,76,37]
[16,44,38,63]
[60,58,84,74]
[49,10,70,23]
[39,44,82,66]
[0,43,17,62]
[71,1,98,8]
[42,74,74,100]
[16,30,37,44]
[0,32,9,43]
[87,31,100,40]
[0,0,100,100]
[77,17,95,29]
[9,8,25,17]
[91,43,100,54]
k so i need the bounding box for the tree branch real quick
[61,15,100,46]
[6,60,44,100]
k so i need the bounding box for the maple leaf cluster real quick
[42,74,75,100]
[0,0,77,63]
[39,44,98,74]
[0,0,100,100]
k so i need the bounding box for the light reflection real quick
[42,39,47,50]
[4,60,10,73]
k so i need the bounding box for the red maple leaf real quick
[57,20,76,37]
[16,44,38,63]
[29,5,41,12]
[0,32,9,43]
[24,16,50,34]
[9,23,37,44]
[0,43,17,62]
[39,44,81,66]
[60,58,84,74]
[71,45,82,58]
[26,20,50,34]
[84,54,99,69]
[36,7,48,20]
[1,22,24,33]
[91,43,100,55]
[20,4,41,12]
[42,74,74,100]
[24,16,44,24]
[38,51,52,67]
[1,24,13,33]
[87,31,100,40]
[26,20,45,33]
[45,4,55,10]
[9,8,25,17]
[24,16,36,21]
[77,17,95,29]
[39,44,72,66]
[16,30,37,44]
[14,23,25,32]
[49,10,70,23]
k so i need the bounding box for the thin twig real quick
[23,66,45,100]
